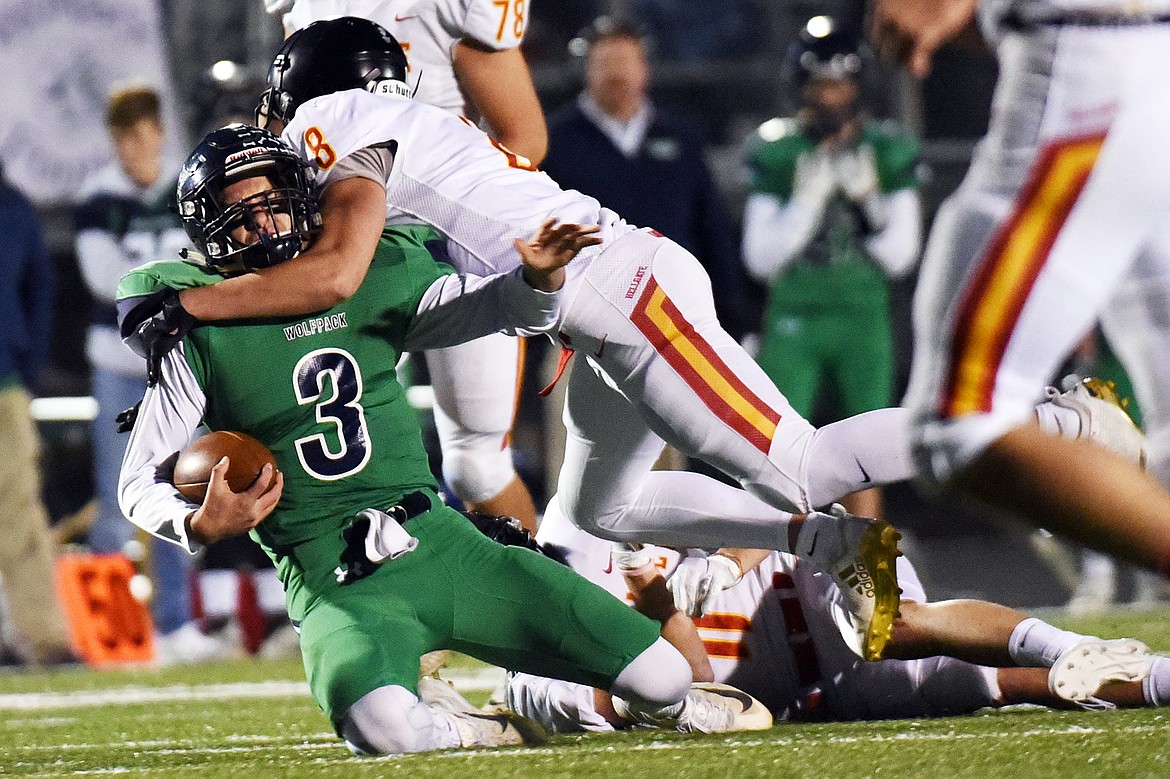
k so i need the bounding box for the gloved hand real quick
[792,149,837,209]
[130,290,199,386]
[667,554,742,617]
[833,145,888,231]
[833,145,879,202]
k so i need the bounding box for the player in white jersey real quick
[870,0,1170,578]
[264,0,547,529]
[142,18,907,660]
[504,510,1170,731]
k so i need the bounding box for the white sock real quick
[805,408,917,507]
[1008,617,1086,667]
[610,637,690,711]
[1034,402,1084,439]
[1143,656,1170,706]
[506,672,615,734]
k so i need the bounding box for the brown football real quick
[173,431,276,503]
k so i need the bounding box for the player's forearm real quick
[178,250,365,320]
[454,42,548,164]
[181,176,386,321]
[742,193,821,282]
[712,548,770,577]
[118,352,205,554]
[405,267,560,350]
[865,189,922,278]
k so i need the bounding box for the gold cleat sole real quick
[858,521,903,661]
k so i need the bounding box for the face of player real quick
[112,118,165,188]
[585,35,650,122]
[801,77,860,141]
[221,175,294,247]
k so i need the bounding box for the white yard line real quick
[0,667,505,711]
[12,720,1170,768]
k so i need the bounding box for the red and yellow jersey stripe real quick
[631,277,780,453]
[942,133,1106,417]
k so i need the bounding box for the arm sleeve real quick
[863,188,922,279]
[404,266,560,350]
[741,192,821,284]
[118,345,207,554]
[325,145,394,188]
[462,0,526,50]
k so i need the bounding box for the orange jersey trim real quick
[631,278,780,453]
[942,133,1105,417]
[502,337,527,450]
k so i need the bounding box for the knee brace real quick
[439,434,516,505]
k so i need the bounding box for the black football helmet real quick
[785,17,867,140]
[256,16,411,130]
[786,17,865,88]
[176,123,321,273]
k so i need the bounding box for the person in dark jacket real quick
[0,162,76,667]
[542,17,748,338]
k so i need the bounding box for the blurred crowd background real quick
[0,0,1159,667]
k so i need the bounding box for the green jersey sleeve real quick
[745,118,812,201]
[863,121,921,194]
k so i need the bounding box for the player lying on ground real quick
[504,510,1170,731]
[116,124,764,754]
[120,16,908,661]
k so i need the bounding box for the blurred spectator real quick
[0,161,77,668]
[74,85,227,663]
[543,16,749,338]
[740,19,921,519]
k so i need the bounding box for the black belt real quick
[335,491,433,585]
[1003,9,1170,29]
[384,491,433,524]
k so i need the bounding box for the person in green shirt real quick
[116,124,746,754]
[742,17,922,518]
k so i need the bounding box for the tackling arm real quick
[178,176,387,321]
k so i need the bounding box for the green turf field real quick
[3,607,1169,778]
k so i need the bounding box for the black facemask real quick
[803,101,857,143]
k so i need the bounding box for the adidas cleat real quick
[796,506,902,661]
[1049,638,1153,709]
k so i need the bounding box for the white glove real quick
[833,145,888,231]
[611,541,653,574]
[833,145,879,202]
[792,150,837,208]
[667,554,742,617]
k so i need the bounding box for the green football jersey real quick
[118,225,447,553]
[746,117,919,310]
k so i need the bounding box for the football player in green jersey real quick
[741,17,922,519]
[116,124,749,753]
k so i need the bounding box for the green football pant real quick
[285,503,661,729]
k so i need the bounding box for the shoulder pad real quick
[116,259,222,303]
[755,117,801,144]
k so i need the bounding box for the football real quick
[173,431,276,503]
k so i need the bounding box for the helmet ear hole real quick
[258,16,411,124]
